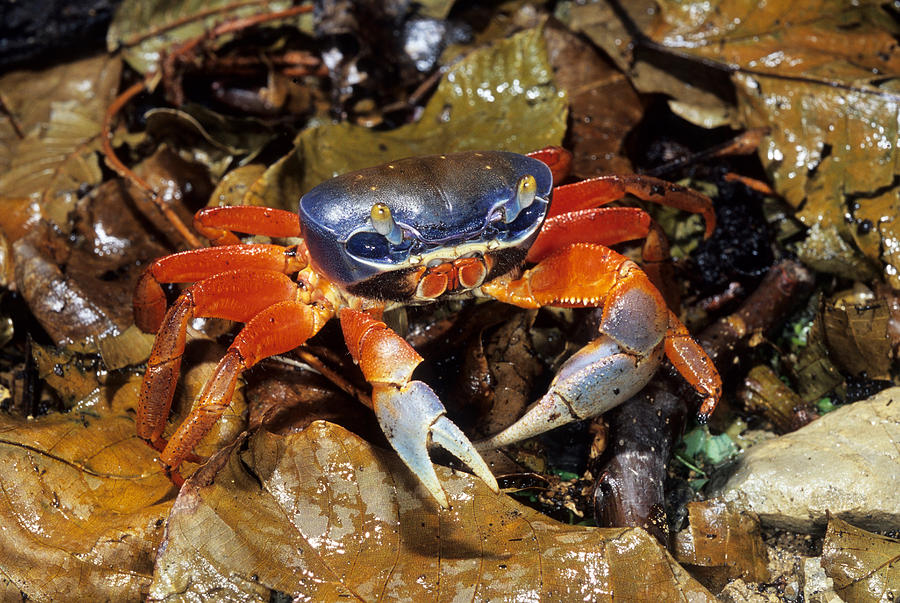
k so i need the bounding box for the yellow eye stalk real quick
[371,202,403,244]
[518,174,537,207]
[501,173,537,223]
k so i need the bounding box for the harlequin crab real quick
[134,147,721,507]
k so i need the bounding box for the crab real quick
[133,147,721,507]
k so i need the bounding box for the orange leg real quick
[527,146,572,184]
[341,309,498,508]
[137,269,322,468]
[527,206,672,263]
[479,242,720,448]
[134,244,308,332]
[193,206,303,245]
[548,174,716,238]
[158,299,330,473]
[664,309,721,420]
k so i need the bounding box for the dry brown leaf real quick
[151,422,714,601]
[0,375,173,601]
[544,21,641,177]
[821,516,900,602]
[823,287,895,379]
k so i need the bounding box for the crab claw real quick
[478,245,721,451]
[476,335,664,450]
[341,308,498,507]
[373,381,498,508]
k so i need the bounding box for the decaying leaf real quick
[107,0,314,74]
[478,309,544,437]
[821,516,900,602]
[822,286,895,379]
[739,365,805,433]
[13,228,125,350]
[0,54,122,228]
[673,498,769,592]
[151,422,714,601]
[543,21,641,177]
[144,105,276,175]
[792,310,844,403]
[0,375,173,601]
[31,343,102,407]
[567,0,900,286]
[11,175,171,349]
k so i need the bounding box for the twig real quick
[162,4,315,107]
[119,0,276,48]
[293,347,373,410]
[0,94,26,139]
[101,78,203,248]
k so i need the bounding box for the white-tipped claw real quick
[477,335,664,451]
[430,416,499,494]
[372,381,497,508]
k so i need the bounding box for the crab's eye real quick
[371,202,403,244]
[517,174,537,209]
[500,174,538,223]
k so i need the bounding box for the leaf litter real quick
[0,0,898,600]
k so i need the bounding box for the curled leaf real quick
[107,0,313,74]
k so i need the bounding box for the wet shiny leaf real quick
[569,0,900,286]
[206,163,268,207]
[673,498,769,590]
[0,375,173,601]
[821,516,900,602]
[151,422,714,601]
[13,228,125,350]
[107,0,313,74]
[12,177,170,349]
